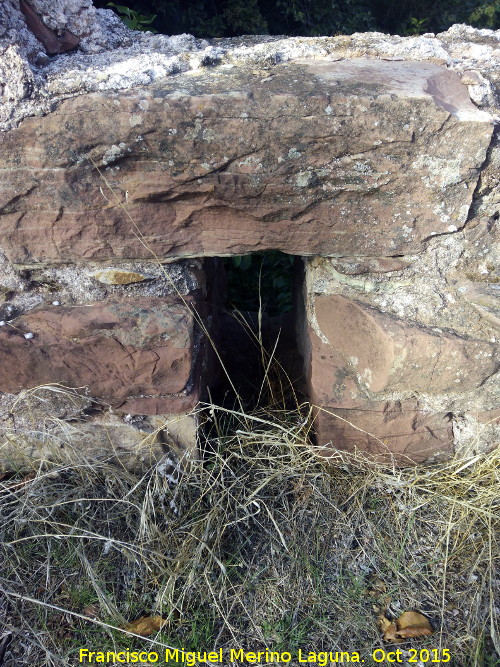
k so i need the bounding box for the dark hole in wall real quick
[224,251,294,316]
[204,252,306,409]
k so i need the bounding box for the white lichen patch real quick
[102,142,130,165]
[237,155,262,170]
[360,367,373,389]
[202,128,216,141]
[129,114,142,127]
[296,171,314,187]
[411,155,463,189]
[184,119,216,141]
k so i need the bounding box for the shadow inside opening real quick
[204,252,306,410]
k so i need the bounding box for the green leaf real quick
[107,3,131,15]
[138,14,157,25]
[122,16,137,29]
[239,255,253,271]
[106,3,157,32]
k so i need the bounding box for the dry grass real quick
[0,388,498,667]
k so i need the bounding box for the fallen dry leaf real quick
[377,614,391,632]
[378,614,395,635]
[368,576,387,596]
[395,625,433,639]
[396,611,432,629]
[395,611,433,638]
[380,610,433,642]
[382,624,400,642]
[123,616,167,637]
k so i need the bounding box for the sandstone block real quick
[0,297,199,414]
[0,60,492,264]
[311,295,497,398]
[300,291,498,462]
[314,401,454,464]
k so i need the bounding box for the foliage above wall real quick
[224,252,295,316]
[96,0,500,38]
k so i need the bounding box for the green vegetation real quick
[224,251,295,316]
[99,0,500,38]
[106,2,157,31]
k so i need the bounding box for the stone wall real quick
[0,1,499,466]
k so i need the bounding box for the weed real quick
[404,16,429,35]
[106,3,157,32]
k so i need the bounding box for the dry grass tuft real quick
[1,391,499,666]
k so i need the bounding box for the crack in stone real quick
[0,186,37,214]
[463,124,500,226]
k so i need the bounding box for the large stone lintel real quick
[0,60,492,264]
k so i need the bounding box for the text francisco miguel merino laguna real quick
[79,647,365,665]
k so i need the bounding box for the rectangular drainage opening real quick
[204,252,307,409]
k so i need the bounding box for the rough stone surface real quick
[2,17,500,131]
[312,294,497,397]
[1,7,499,465]
[314,402,454,465]
[0,297,199,411]
[0,59,493,264]
[0,258,204,328]
[300,290,498,462]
